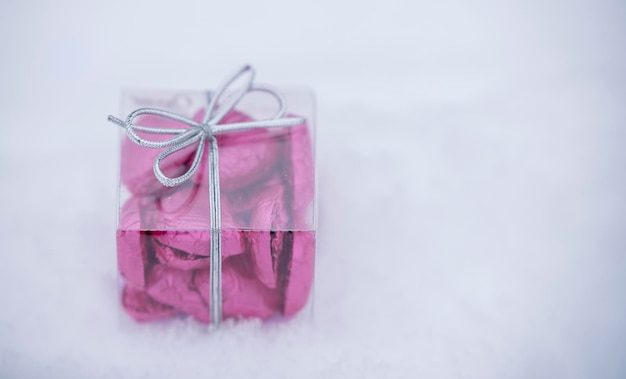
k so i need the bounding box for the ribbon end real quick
[107,115,125,127]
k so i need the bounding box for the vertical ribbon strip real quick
[108,65,305,324]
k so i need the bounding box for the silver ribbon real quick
[108,65,304,324]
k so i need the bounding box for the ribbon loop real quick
[153,134,206,187]
[124,108,202,149]
[248,85,288,119]
[203,65,255,125]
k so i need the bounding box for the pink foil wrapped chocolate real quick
[145,185,245,266]
[113,69,316,325]
[122,285,179,322]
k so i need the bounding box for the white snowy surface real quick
[1,0,625,378]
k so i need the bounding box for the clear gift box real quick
[113,81,316,324]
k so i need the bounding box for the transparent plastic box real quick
[115,88,316,324]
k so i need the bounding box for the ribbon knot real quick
[108,65,305,324]
[199,122,214,138]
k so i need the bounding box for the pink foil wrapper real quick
[248,185,288,289]
[117,196,149,288]
[285,123,315,230]
[145,264,210,322]
[122,285,179,322]
[144,185,245,262]
[195,258,281,322]
[245,124,316,312]
[282,123,316,315]
[143,259,280,323]
[282,231,316,317]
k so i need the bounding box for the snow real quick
[1,0,625,377]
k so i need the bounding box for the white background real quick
[1,0,625,377]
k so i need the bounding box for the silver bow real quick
[108,65,305,324]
